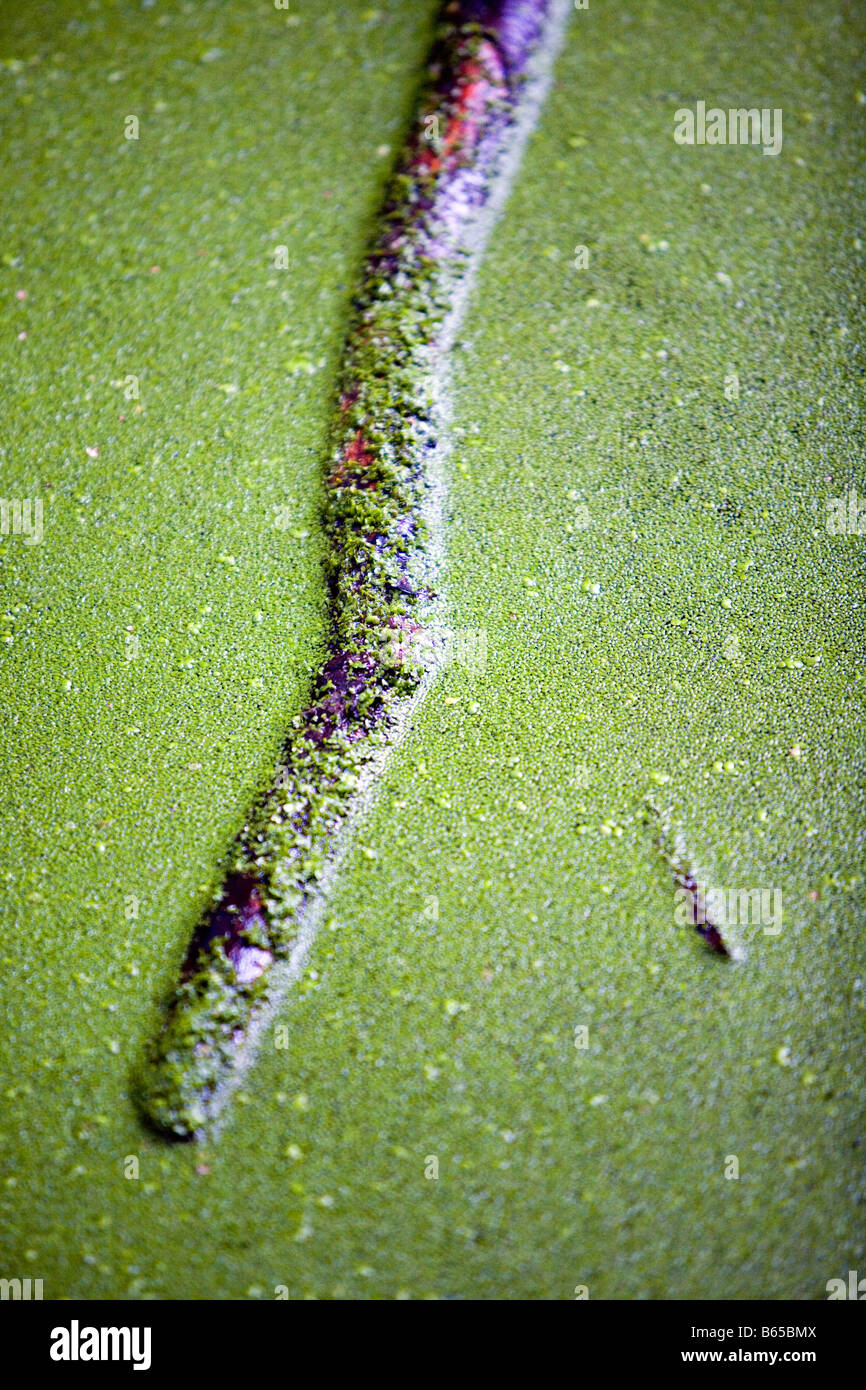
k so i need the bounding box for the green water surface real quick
[0,0,864,1299]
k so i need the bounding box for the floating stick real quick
[139,0,570,1137]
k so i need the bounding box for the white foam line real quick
[201,2,572,1139]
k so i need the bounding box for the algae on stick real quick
[139,0,570,1138]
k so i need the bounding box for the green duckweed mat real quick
[0,0,863,1299]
